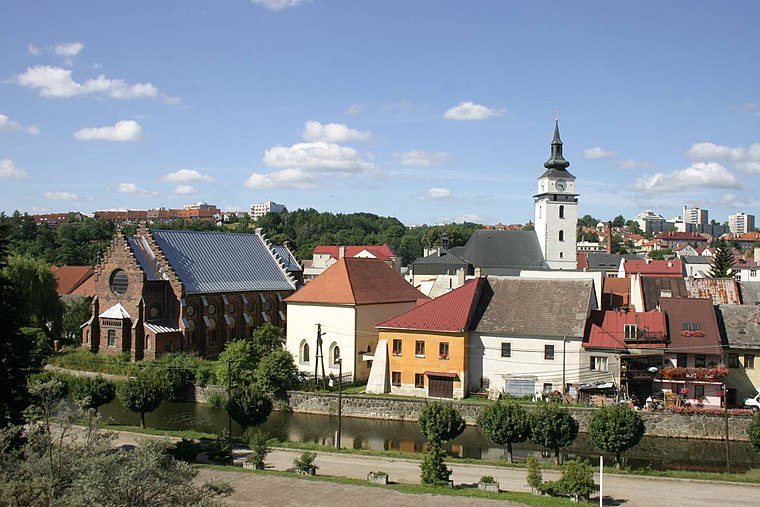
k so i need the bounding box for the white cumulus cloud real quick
[0,114,39,135]
[618,159,653,170]
[443,101,506,120]
[420,187,452,200]
[117,183,158,197]
[263,141,374,174]
[687,142,745,162]
[245,168,319,190]
[53,42,84,57]
[632,162,741,193]
[0,159,28,178]
[73,120,142,141]
[302,120,370,143]
[16,65,158,99]
[43,191,79,201]
[173,184,197,195]
[161,169,214,182]
[583,147,615,159]
[395,150,451,167]
[251,0,308,9]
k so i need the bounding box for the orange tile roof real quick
[69,275,96,297]
[376,278,484,332]
[51,265,94,295]
[285,257,426,305]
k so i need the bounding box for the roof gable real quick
[286,257,426,305]
[100,302,131,319]
[377,278,485,332]
[474,278,594,337]
[312,244,397,261]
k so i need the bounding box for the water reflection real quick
[98,400,760,470]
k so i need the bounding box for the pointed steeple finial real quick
[544,116,570,170]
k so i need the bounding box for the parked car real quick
[743,389,760,411]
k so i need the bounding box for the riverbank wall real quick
[284,391,754,442]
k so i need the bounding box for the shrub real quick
[526,455,543,493]
[749,412,760,454]
[419,439,451,486]
[588,404,645,468]
[479,475,495,483]
[293,451,317,473]
[70,375,116,412]
[143,354,200,401]
[539,458,598,501]
[243,428,271,466]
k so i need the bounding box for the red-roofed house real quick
[654,231,709,249]
[51,266,95,296]
[584,310,668,403]
[374,278,486,398]
[285,257,426,383]
[618,259,684,278]
[304,244,400,282]
[658,297,726,407]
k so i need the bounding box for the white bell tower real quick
[534,119,578,270]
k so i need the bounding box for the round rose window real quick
[110,269,129,296]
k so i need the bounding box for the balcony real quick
[660,366,728,383]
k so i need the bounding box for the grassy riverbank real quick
[106,423,760,485]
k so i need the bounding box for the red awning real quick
[424,371,458,378]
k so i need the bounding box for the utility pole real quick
[227,358,232,448]
[724,382,730,473]
[336,357,343,449]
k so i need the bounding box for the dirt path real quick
[110,430,760,506]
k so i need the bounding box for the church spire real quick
[544,118,570,170]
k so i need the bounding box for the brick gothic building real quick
[82,224,297,360]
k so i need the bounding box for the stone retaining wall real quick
[285,391,754,441]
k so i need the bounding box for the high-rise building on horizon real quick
[250,200,286,220]
[683,206,708,225]
[728,211,755,234]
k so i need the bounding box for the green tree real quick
[418,402,466,442]
[0,223,32,427]
[612,215,625,228]
[577,214,599,228]
[61,298,92,345]
[216,339,257,387]
[226,384,273,431]
[748,412,760,454]
[116,377,163,429]
[251,322,286,360]
[419,439,452,486]
[477,399,531,463]
[530,402,579,465]
[2,254,62,339]
[70,376,116,412]
[588,404,645,468]
[625,220,643,235]
[253,349,298,397]
[709,239,737,278]
[144,353,199,401]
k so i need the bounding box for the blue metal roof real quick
[127,236,166,281]
[272,245,302,273]
[150,230,295,294]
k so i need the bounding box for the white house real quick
[468,278,596,397]
[285,257,426,383]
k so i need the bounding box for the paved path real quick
[111,430,760,507]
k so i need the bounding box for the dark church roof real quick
[453,230,548,275]
[148,230,296,294]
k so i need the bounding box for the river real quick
[99,399,760,471]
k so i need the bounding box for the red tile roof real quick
[69,275,96,297]
[654,232,709,242]
[659,297,723,355]
[576,253,589,270]
[51,265,94,295]
[312,244,397,261]
[623,259,683,277]
[285,257,425,305]
[585,310,668,350]
[376,278,485,332]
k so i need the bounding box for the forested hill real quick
[0,209,483,267]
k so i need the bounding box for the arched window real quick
[333,345,341,365]
[559,205,565,219]
[559,230,564,242]
[300,341,310,364]
[560,252,564,259]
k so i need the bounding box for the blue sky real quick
[1,1,759,226]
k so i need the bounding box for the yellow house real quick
[376,278,486,399]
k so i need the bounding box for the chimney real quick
[645,258,651,264]
[338,246,345,259]
[457,267,466,287]
[606,221,613,254]
[667,261,673,267]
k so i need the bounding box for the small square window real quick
[391,371,401,386]
[107,329,116,347]
[415,373,425,388]
[695,355,706,368]
[624,324,638,339]
[544,345,555,360]
[415,340,425,357]
[392,339,402,356]
[695,385,705,398]
[439,342,449,359]
[745,354,755,369]
[677,354,688,368]
[729,354,740,368]
[501,342,511,358]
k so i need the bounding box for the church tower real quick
[534,120,578,270]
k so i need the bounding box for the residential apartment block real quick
[250,200,286,220]
[728,212,756,234]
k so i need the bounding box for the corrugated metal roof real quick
[272,245,302,273]
[144,320,181,334]
[377,278,484,332]
[685,278,741,305]
[100,303,131,319]
[127,236,166,281]
[150,230,295,294]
